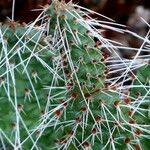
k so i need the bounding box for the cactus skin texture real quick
[0,1,150,150]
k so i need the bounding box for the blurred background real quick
[0,0,149,24]
[0,0,150,56]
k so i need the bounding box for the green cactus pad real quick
[0,1,150,150]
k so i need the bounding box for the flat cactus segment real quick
[0,2,107,149]
[128,64,150,150]
[0,0,150,150]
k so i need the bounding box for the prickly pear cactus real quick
[0,0,150,149]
